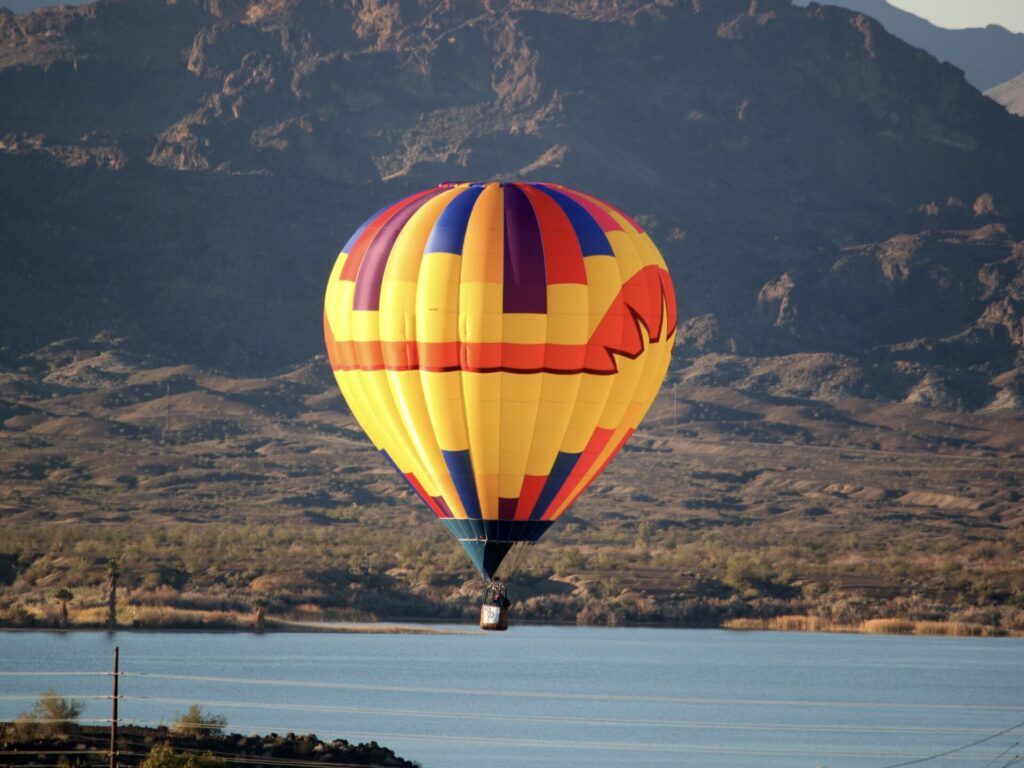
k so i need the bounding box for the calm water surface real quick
[1,627,1022,768]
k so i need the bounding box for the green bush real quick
[8,689,84,740]
[140,743,226,768]
[171,705,227,736]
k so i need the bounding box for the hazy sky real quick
[888,0,1024,33]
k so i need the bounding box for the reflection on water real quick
[1,627,1022,768]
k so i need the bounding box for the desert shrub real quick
[555,547,588,575]
[9,689,84,740]
[950,605,1001,627]
[998,606,1024,631]
[140,743,226,768]
[518,594,580,622]
[129,584,181,606]
[813,590,872,625]
[724,556,794,597]
[660,597,721,626]
[171,705,227,736]
[575,599,624,626]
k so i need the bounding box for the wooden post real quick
[110,646,119,768]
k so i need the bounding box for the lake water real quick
[1,627,1022,768]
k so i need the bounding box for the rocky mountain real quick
[988,71,1024,117]
[1,0,1023,410]
[795,0,1024,91]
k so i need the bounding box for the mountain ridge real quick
[795,0,1024,91]
[1,0,1023,410]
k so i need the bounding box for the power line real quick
[111,719,1016,761]
[0,696,111,702]
[880,719,1024,768]
[118,672,1024,712]
[984,742,1021,768]
[0,719,112,725]
[0,751,109,756]
[0,672,110,678]
[118,694,1012,736]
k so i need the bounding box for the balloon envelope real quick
[324,181,676,579]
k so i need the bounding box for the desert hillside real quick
[1,0,1023,631]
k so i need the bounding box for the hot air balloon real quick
[323,181,676,628]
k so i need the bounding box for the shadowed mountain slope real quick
[1,0,1023,409]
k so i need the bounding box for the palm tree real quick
[106,559,119,629]
[54,588,74,629]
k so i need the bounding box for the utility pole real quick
[110,646,119,768]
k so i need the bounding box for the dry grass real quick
[725,615,840,632]
[128,585,181,606]
[864,619,1007,637]
[19,603,253,629]
[725,615,1016,637]
[860,618,917,634]
[128,606,248,629]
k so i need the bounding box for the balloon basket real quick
[479,604,510,631]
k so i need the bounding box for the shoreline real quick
[1,614,1019,638]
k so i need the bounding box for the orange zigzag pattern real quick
[325,265,676,376]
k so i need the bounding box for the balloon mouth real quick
[441,519,553,580]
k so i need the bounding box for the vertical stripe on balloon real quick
[442,449,483,519]
[353,189,445,310]
[518,183,587,285]
[528,450,582,520]
[546,184,624,234]
[541,427,616,519]
[514,474,548,520]
[546,427,635,520]
[340,204,385,255]
[498,497,518,521]
[380,450,448,518]
[502,183,547,314]
[568,187,645,233]
[425,185,485,255]
[341,188,439,281]
[535,184,614,257]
